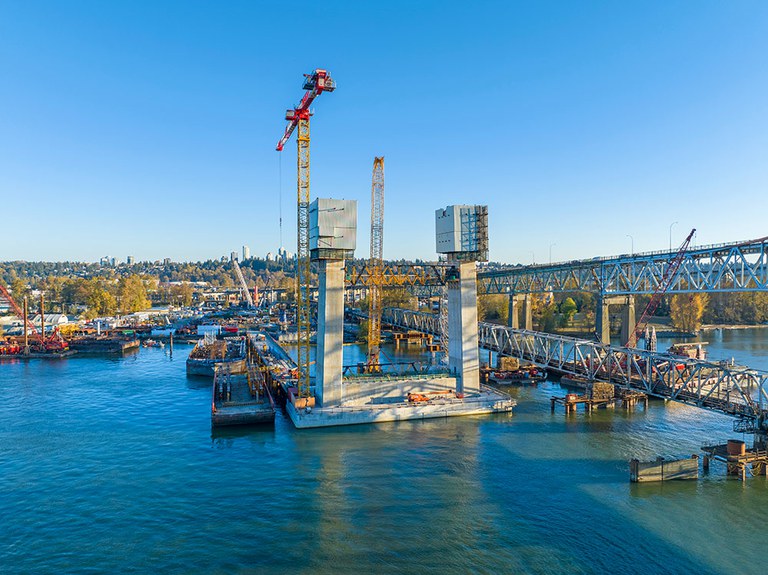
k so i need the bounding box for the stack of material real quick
[497,356,520,371]
[589,381,615,400]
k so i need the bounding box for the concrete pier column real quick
[522,294,533,331]
[620,296,636,348]
[507,294,519,329]
[316,259,345,407]
[448,261,480,395]
[596,295,611,345]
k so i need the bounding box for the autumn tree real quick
[117,275,151,314]
[669,293,709,333]
[477,294,508,323]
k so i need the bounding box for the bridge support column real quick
[507,294,519,329]
[620,296,636,348]
[448,261,480,395]
[507,294,531,329]
[522,295,533,331]
[596,295,612,345]
[316,259,345,407]
[596,294,635,346]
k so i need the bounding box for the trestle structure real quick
[382,308,768,434]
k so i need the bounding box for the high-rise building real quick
[127,256,135,265]
[242,245,250,260]
[230,251,238,262]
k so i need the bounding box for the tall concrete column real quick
[507,294,519,328]
[522,294,533,331]
[316,259,345,407]
[620,296,636,348]
[596,294,611,345]
[448,261,480,395]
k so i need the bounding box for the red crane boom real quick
[276,69,336,152]
[0,284,41,339]
[625,228,696,347]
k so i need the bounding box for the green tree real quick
[559,297,578,326]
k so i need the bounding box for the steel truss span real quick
[478,236,768,295]
[381,308,768,433]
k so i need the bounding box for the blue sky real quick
[1,1,767,264]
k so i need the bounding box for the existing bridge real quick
[475,236,768,343]
[382,307,768,436]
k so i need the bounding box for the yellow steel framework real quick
[366,157,385,369]
[295,117,312,397]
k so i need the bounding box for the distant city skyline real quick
[2,2,767,264]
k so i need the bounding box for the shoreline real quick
[700,324,768,331]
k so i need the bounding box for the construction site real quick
[274,69,514,428]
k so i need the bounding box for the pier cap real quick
[310,198,357,260]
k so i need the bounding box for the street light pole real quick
[669,221,678,252]
[626,234,634,256]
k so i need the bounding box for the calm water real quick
[2,330,767,575]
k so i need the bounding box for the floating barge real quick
[211,364,276,427]
[68,336,139,355]
[187,335,247,377]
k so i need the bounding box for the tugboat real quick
[186,335,247,377]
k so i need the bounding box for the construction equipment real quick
[276,69,336,398]
[0,285,67,352]
[232,259,254,308]
[624,228,696,347]
[0,284,39,343]
[366,157,385,370]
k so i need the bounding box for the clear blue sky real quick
[1,1,767,264]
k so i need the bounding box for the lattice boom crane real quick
[625,228,696,347]
[366,157,385,369]
[276,69,336,398]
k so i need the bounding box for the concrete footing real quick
[286,377,515,429]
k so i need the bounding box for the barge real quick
[211,364,276,427]
[186,335,247,377]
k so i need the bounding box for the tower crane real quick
[366,157,385,370]
[624,228,696,347]
[276,69,336,399]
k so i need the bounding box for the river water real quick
[1,329,767,574]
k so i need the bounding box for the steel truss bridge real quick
[477,236,768,295]
[381,308,768,434]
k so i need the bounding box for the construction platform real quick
[285,376,515,429]
[702,439,768,481]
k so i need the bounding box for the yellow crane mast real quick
[366,157,385,370]
[276,69,336,398]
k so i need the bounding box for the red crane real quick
[625,228,696,347]
[0,284,41,340]
[276,69,336,152]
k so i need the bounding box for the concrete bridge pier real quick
[507,294,533,330]
[596,294,635,346]
[448,261,480,395]
[316,259,345,407]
